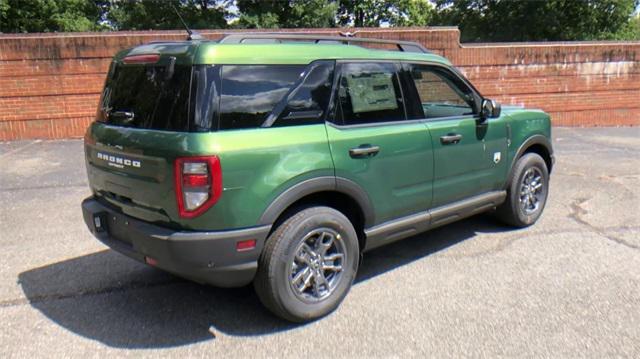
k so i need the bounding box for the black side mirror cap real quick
[482,99,501,119]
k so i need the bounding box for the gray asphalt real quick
[0,128,639,357]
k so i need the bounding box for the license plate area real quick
[96,211,133,246]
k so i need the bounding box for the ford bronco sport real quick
[82,33,554,322]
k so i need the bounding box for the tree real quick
[431,0,639,42]
[234,0,431,29]
[105,0,231,31]
[599,13,640,40]
[234,0,337,29]
[387,0,433,27]
[337,0,390,27]
[0,0,102,33]
[337,0,433,27]
[287,0,339,28]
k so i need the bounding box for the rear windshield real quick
[99,63,192,131]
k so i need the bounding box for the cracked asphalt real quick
[1,128,639,357]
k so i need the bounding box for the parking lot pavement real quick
[0,128,639,357]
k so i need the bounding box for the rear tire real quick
[254,206,359,322]
[496,153,549,227]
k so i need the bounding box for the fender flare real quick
[505,134,554,188]
[258,176,375,227]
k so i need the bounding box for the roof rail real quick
[218,33,430,54]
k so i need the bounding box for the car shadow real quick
[18,214,512,348]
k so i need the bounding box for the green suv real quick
[82,34,554,322]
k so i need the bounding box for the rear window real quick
[99,62,192,131]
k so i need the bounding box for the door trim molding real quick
[363,190,506,251]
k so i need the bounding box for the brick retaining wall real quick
[0,27,638,140]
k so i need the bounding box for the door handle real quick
[440,133,463,145]
[349,144,380,158]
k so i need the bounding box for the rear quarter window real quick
[270,61,335,128]
[219,65,305,130]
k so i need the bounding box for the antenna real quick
[171,4,203,40]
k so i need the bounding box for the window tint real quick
[100,63,191,131]
[191,65,220,132]
[337,62,405,125]
[271,61,334,127]
[408,65,475,119]
[219,65,305,130]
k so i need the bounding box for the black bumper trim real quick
[81,197,271,287]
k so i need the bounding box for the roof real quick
[117,40,451,66]
[194,42,451,65]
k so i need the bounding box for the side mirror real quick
[481,99,501,119]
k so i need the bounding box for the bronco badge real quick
[96,152,141,169]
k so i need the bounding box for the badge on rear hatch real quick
[96,152,141,169]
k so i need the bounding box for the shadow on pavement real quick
[18,214,511,348]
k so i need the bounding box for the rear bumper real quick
[81,197,271,287]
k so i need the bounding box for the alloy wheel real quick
[519,167,544,215]
[288,228,346,302]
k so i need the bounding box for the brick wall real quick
[0,27,638,140]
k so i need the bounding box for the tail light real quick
[174,156,222,218]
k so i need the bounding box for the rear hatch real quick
[85,42,204,228]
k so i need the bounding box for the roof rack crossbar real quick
[218,33,430,54]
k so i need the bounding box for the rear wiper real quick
[109,111,135,122]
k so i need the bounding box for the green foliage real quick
[234,12,280,29]
[432,0,639,42]
[624,15,640,40]
[105,0,229,31]
[337,0,389,27]
[234,0,337,29]
[0,0,636,42]
[387,0,432,26]
[288,0,339,28]
[337,0,432,27]
[0,0,102,33]
[600,14,640,40]
[0,0,10,31]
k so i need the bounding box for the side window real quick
[191,65,220,132]
[219,65,305,130]
[337,62,405,125]
[272,61,335,127]
[409,64,476,119]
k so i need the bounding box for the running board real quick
[363,191,506,251]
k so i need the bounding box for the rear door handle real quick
[440,134,463,145]
[349,144,380,158]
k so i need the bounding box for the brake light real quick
[122,54,160,64]
[174,156,222,218]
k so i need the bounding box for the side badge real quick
[493,152,501,164]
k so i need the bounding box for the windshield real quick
[98,63,192,131]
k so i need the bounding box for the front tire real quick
[254,206,359,322]
[496,153,549,227]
